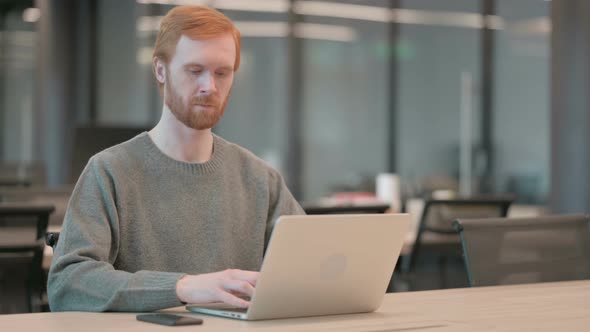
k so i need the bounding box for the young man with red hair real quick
[48,6,303,312]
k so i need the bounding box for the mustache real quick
[190,95,220,107]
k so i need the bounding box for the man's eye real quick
[215,71,227,77]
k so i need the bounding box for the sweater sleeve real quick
[47,157,185,312]
[264,170,306,248]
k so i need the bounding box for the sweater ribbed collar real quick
[139,132,226,176]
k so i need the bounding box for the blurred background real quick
[1,0,557,204]
[2,0,590,313]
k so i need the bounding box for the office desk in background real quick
[2,280,588,331]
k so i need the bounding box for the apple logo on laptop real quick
[320,254,347,279]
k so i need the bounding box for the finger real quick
[229,290,251,297]
[217,289,250,308]
[228,269,259,286]
[222,279,255,298]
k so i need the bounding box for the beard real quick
[165,77,230,130]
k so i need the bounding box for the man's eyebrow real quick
[182,63,233,71]
[217,66,234,71]
[183,63,203,68]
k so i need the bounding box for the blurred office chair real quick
[454,214,590,287]
[0,186,72,228]
[70,125,148,183]
[0,162,46,188]
[0,203,54,313]
[46,232,60,249]
[400,198,512,282]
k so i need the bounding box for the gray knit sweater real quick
[48,133,304,312]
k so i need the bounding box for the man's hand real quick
[176,269,259,308]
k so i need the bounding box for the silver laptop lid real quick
[244,213,410,320]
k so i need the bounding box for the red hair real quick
[153,6,241,85]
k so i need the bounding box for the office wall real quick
[397,0,481,195]
[1,9,36,163]
[96,0,157,126]
[493,0,550,203]
[0,0,555,204]
[301,20,390,201]
[395,0,550,202]
[551,0,590,213]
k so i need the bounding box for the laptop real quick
[186,213,410,321]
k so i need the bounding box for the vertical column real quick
[0,14,5,160]
[35,0,77,187]
[479,0,496,194]
[285,0,303,199]
[551,0,590,213]
[387,0,400,174]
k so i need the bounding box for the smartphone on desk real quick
[136,313,203,326]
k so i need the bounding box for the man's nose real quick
[199,72,217,94]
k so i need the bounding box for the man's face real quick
[162,33,236,130]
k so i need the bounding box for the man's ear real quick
[153,57,166,84]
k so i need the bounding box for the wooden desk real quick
[2,280,588,331]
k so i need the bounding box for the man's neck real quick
[148,107,214,163]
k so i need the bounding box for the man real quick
[48,5,304,312]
